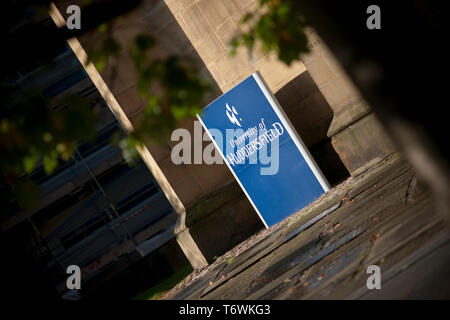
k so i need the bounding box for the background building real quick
[1,16,188,299]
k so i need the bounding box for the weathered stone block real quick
[164,0,196,16]
[253,53,307,92]
[331,113,396,175]
[180,4,213,44]
[318,75,355,110]
[327,96,371,137]
[195,33,227,65]
[303,55,336,87]
[216,17,241,51]
[197,0,239,31]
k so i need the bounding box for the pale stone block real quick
[164,0,196,16]
[214,51,251,85]
[216,17,240,51]
[319,76,356,111]
[220,65,255,91]
[254,53,307,92]
[207,63,227,89]
[327,96,371,137]
[303,55,336,88]
[180,4,213,44]
[195,32,227,65]
[176,228,208,269]
[236,0,258,9]
[331,114,396,175]
[197,0,239,31]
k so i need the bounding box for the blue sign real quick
[197,72,330,228]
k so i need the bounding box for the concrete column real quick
[165,0,307,93]
[300,29,396,174]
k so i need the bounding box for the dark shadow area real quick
[81,238,189,299]
[1,223,61,300]
[310,139,350,185]
[275,71,350,186]
[293,1,449,217]
[186,181,265,264]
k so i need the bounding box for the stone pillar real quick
[165,0,307,93]
[301,29,396,175]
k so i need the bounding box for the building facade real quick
[1,16,188,299]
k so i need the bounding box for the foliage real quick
[88,31,212,163]
[1,83,98,213]
[230,0,309,66]
[1,0,308,215]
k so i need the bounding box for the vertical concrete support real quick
[301,29,371,137]
[165,0,307,93]
[176,229,208,269]
[300,29,396,174]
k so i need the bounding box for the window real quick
[42,68,87,97]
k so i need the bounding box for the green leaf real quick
[23,153,39,173]
[43,153,58,174]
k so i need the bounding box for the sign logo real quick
[226,103,242,127]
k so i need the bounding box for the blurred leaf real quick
[135,35,154,51]
[23,153,39,173]
[43,152,58,174]
[230,0,309,65]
